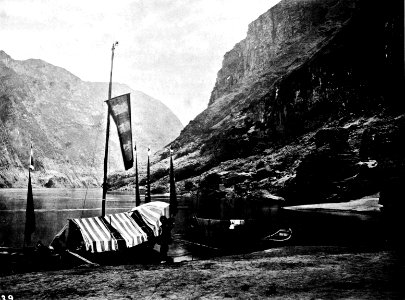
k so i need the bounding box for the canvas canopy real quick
[51,201,170,253]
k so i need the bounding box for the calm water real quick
[0,188,203,261]
[0,188,385,261]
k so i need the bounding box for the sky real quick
[1,0,280,125]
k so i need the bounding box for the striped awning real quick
[142,201,170,218]
[104,212,148,248]
[67,201,170,253]
[131,206,161,237]
[71,216,121,253]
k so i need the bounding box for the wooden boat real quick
[261,228,292,242]
[190,215,292,248]
[0,201,171,274]
[50,201,170,264]
[48,43,177,264]
[189,189,288,247]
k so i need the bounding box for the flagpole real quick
[135,144,141,206]
[145,146,151,203]
[102,41,118,217]
[169,147,178,218]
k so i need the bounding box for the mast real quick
[102,41,118,217]
[135,144,141,206]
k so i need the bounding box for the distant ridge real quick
[0,51,183,188]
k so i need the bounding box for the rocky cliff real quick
[113,0,404,210]
[0,51,183,188]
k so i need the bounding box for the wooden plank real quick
[66,250,99,266]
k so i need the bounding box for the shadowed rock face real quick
[174,0,402,148]
[137,0,403,208]
[0,52,183,188]
[209,0,355,106]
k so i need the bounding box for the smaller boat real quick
[262,228,292,242]
[190,216,291,248]
[189,182,287,247]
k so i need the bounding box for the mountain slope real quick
[130,0,403,207]
[0,51,183,187]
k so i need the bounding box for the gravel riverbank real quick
[1,245,404,299]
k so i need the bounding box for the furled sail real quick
[169,148,177,217]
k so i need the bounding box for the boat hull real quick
[189,216,281,248]
[0,241,163,275]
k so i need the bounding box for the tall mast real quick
[102,41,118,217]
[134,144,141,206]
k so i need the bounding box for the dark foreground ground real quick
[1,245,404,300]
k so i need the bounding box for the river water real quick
[0,188,207,262]
[0,188,385,263]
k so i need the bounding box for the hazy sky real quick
[1,0,280,125]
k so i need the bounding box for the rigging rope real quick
[81,101,105,217]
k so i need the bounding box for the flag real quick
[106,93,133,170]
[134,144,141,206]
[24,144,36,245]
[145,146,151,203]
[169,148,178,217]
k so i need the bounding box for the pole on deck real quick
[102,41,118,217]
[135,144,141,206]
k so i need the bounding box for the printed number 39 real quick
[1,296,13,300]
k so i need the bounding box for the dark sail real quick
[24,144,35,245]
[134,144,141,206]
[106,93,133,170]
[169,148,177,217]
[145,147,151,203]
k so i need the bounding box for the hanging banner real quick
[106,93,133,170]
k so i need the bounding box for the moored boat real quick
[190,215,292,248]
[188,173,289,248]
[50,201,170,264]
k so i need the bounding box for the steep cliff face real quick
[0,52,183,188]
[143,0,403,206]
[180,0,402,145]
[209,0,355,106]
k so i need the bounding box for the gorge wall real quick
[126,0,404,208]
[0,52,183,188]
